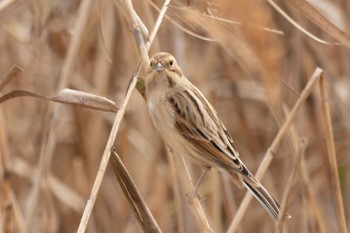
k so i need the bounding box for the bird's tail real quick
[242,178,290,221]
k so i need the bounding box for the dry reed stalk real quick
[76,56,141,233]
[0,66,22,174]
[289,0,350,46]
[279,102,327,232]
[299,152,328,233]
[7,189,25,233]
[97,0,113,65]
[77,0,171,232]
[0,88,24,233]
[24,1,95,231]
[80,0,116,186]
[148,0,215,42]
[274,138,308,232]
[0,0,26,21]
[9,157,84,212]
[0,89,118,112]
[167,151,186,233]
[109,148,162,233]
[0,0,17,12]
[0,1,348,232]
[227,68,324,233]
[119,126,214,232]
[0,66,22,92]
[210,170,222,233]
[221,176,238,225]
[319,75,348,233]
[176,156,214,233]
[266,0,345,45]
[0,176,13,233]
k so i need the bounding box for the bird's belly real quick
[147,97,189,151]
[147,96,175,137]
[147,95,212,167]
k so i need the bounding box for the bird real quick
[144,52,288,221]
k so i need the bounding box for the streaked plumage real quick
[145,52,288,221]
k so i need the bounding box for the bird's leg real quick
[186,166,211,203]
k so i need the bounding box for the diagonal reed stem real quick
[319,74,348,233]
[109,148,162,233]
[227,68,323,233]
[77,0,171,232]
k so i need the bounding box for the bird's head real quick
[145,52,183,91]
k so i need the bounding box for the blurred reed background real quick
[0,0,349,232]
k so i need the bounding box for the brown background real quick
[0,0,349,232]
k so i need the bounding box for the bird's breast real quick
[147,92,176,136]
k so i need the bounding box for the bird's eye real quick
[169,60,174,66]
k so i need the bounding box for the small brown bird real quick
[145,52,288,221]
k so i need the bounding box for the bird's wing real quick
[167,86,285,221]
[167,87,248,175]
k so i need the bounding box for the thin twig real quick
[77,61,141,233]
[0,0,17,11]
[167,151,186,233]
[24,1,95,231]
[77,0,171,232]
[289,0,350,47]
[266,0,341,45]
[148,0,215,42]
[0,65,22,92]
[97,0,113,64]
[274,138,308,232]
[169,5,284,35]
[319,74,348,233]
[125,0,149,67]
[146,0,171,48]
[227,68,323,233]
[178,157,214,233]
[299,148,327,233]
[0,0,26,21]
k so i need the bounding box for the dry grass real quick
[0,0,349,232]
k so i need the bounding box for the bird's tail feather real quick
[243,179,288,221]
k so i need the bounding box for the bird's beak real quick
[155,62,164,72]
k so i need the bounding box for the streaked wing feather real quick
[168,87,244,173]
[165,77,285,221]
